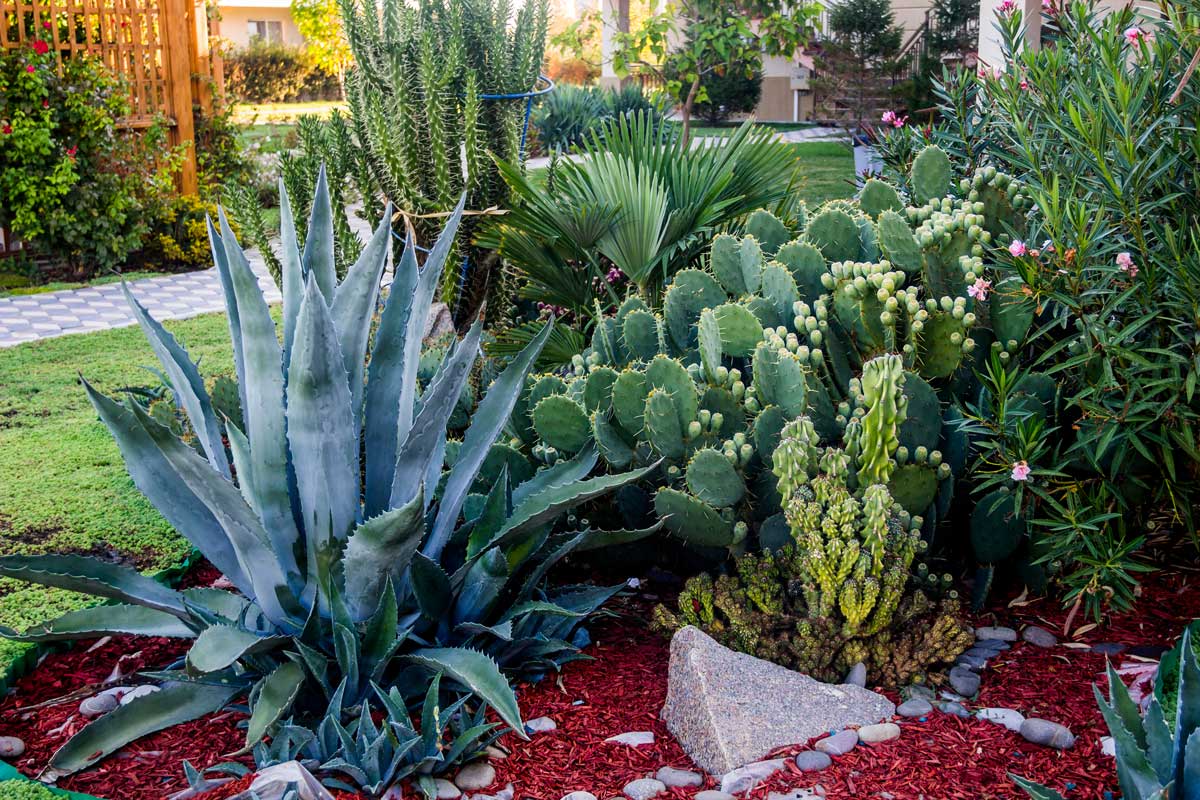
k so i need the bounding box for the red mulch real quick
[2,567,1197,800]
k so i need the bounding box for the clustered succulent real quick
[654,356,974,688]
[0,174,650,795]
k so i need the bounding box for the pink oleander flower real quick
[1116,251,1138,277]
[968,277,992,301]
[1011,460,1031,481]
[996,0,1017,14]
[1124,26,1148,45]
[1009,239,1027,257]
[1020,79,1029,90]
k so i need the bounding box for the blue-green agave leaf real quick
[186,625,291,675]
[405,647,525,737]
[0,604,195,641]
[1009,775,1067,800]
[1095,680,1166,800]
[511,444,599,509]
[332,202,393,422]
[343,488,424,621]
[453,548,509,626]
[410,552,453,621]
[121,283,228,477]
[426,318,553,560]
[242,661,306,753]
[303,165,336,301]
[0,554,186,617]
[206,215,247,416]
[278,178,304,366]
[43,682,237,781]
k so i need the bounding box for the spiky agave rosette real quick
[0,168,656,793]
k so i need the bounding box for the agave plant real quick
[0,170,653,791]
[1015,625,1200,800]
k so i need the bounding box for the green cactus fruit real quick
[644,388,686,459]
[699,386,744,436]
[745,209,792,257]
[915,310,970,379]
[698,308,723,382]
[646,355,699,428]
[583,366,619,412]
[876,210,922,275]
[663,268,727,350]
[622,308,662,360]
[529,373,568,407]
[209,374,243,430]
[990,276,1034,346]
[804,206,861,263]
[887,463,940,516]
[970,489,1026,563]
[752,339,809,419]
[897,372,942,452]
[476,442,536,491]
[686,447,746,508]
[611,368,650,435]
[532,394,591,453]
[775,240,827,300]
[593,411,636,467]
[858,178,903,218]
[753,404,789,464]
[759,263,800,328]
[654,486,736,547]
[713,302,764,357]
[911,145,953,205]
[710,234,764,296]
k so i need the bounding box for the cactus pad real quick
[804,206,861,263]
[876,210,922,274]
[622,308,662,360]
[663,268,726,350]
[775,240,827,299]
[970,490,1026,563]
[532,394,591,453]
[745,209,792,256]
[858,178,903,218]
[654,487,735,547]
[686,448,746,508]
[911,145,953,205]
[713,302,764,357]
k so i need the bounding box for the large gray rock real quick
[661,626,895,774]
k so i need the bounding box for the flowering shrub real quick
[0,43,178,273]
[880,0,1200,617]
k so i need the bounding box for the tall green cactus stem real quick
[857,355,906,487]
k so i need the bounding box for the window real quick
[247,20,283,43]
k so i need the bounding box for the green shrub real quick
[666,58,761,123]
[532,83,610,153]
[225,39,313,103]
[878,0,1200,618]
[0,779,59,799]
[0,43,177,273]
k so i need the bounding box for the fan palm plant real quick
[480,114,799,322]
[0,171,653,793]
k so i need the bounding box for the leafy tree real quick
[610,0,818,143]
[812,0,903,129]
[291,0,352,92]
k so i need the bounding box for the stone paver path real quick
[0,257,280,349]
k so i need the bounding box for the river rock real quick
[695,793,737,800]
[1021,626,1058,648]
[975,626,1017,642]
[973,639,1011,653]
[935,701,970,718]
[901,684,935,702]
[654,767,702,788]
[525,716,557,734]
[1100,736,1115,757]
[896,699,932,718]
[768,791,819,800]
[119,684,160,705]
[1091,643,1127,657]
[814,730,858,756]
[662,627,894,774]
[562,794,598,800]
[606,731,654,747]
[432,778,461,799]
[0,737,24,758]
[719,759,786,794]
[948,667,980,697]
[857,723,901,744]
[977,707,1025,732]
[454,762,495,791]
[794,751,833,771]
[1021,718,1076,750]
[622,778,665,800]
[80,693,119,717]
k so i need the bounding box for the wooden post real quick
[163,0,198,194]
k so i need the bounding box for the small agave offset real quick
[0,169,653,793]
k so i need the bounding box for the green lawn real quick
[0,270,163,298]
[0,313,237,672]
[232,101,347,125]
[239,122,298,157]
[789,141,856,207]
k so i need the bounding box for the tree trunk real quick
[681,73,702,147]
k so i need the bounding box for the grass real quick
[231,101,347,125]
[0,270,164,298]
[788,141,856,207]
[0,312,237,672]
[239,122,298,157]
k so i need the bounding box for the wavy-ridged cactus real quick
[653,412,972,686]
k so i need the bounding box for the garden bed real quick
[2,563,1195,800]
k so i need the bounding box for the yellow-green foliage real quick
[0,779,61,799]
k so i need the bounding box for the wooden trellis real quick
[1,0,223,195]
